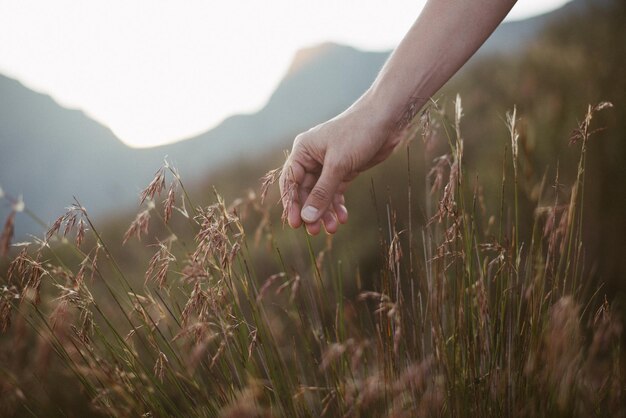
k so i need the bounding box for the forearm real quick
[282,0,516,231]
[357,0,516,127]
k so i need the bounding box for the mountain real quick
[0,0,595,237]
[154,43,389,177]
[477,0,591,56]
[0,75,154,234]
[0,44,390,236]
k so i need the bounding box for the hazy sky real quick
[0,0,572,148]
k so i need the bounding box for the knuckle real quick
[293,133,307,148]
[310,185,331,203]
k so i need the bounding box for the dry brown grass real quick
[0,99,622,417]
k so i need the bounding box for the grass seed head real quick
[260,166,281,205]
[145,241,175,289]
[163,182,177,224]
[140,167,166,204]
[0,210,15,257]
[123,209,151,244]
[46,204,88,246]
[0,294,14,333]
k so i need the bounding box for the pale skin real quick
[280,0,517,235]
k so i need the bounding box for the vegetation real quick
[0,95,622,416]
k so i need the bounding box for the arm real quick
[280,0,517,235]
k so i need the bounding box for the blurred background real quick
[1,0,624,302]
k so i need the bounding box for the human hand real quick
[279,103,399,235]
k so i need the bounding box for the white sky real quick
[0,0,571,148]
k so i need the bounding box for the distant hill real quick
[0,43,389,236]
[0,0,594,237]
[0,75,153,234]
[154,43,389,176]
[477,0,589,57]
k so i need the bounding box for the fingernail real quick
[301,206,319,222]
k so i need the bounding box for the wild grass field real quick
[1,1,625,416]
[0,96,623,417]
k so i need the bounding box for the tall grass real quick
[0,98,621,417]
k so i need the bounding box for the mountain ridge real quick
[0,0,592,236]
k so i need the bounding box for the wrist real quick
[355,85,428,133]
[348,88,399,134]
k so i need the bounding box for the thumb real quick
[301,164,343,223]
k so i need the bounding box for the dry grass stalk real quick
[123,209,151,244]
[153,351,169,382]
[46,203,88,246]
[507,106,519,175]
[192,201,241,267]
[428,155,451,196]
[454,94,463,142]
[256,272,286,302]
[0,98,620,417]
[280,171,298,226]
[181,281,210,331]
[419,102,440,152]
[568,101,613,146]
[163,182,177,224]
[6,248,29,284]
[181,260,210,284]
[18,252,45,304]
[0,210,15,257]
[140,167,166,204]
[145,240,175,289]
[0,287,18,333]
[260,167,281,205]
[431,151,460,224]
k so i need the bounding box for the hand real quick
[279,102,399,235]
